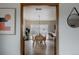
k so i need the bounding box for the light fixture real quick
[36,8,42,10]
[35,8,42,35]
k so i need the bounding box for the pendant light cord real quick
[39,14,40,34]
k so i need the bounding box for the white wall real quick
[0,3,20,55]
[59,3,79,55]
[24,6,56,21]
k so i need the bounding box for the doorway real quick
[20,3,59,55]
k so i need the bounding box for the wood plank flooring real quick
[25,39,54,55]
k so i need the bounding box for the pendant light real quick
[36,8,42,35]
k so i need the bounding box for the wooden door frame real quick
[20,3,59,55]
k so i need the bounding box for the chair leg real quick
[33,41,35,47]
[44,41,46,46]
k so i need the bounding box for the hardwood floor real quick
[25,39,54,55]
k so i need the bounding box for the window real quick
[31,24,48,35]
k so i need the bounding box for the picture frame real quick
[0,8,16,35]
